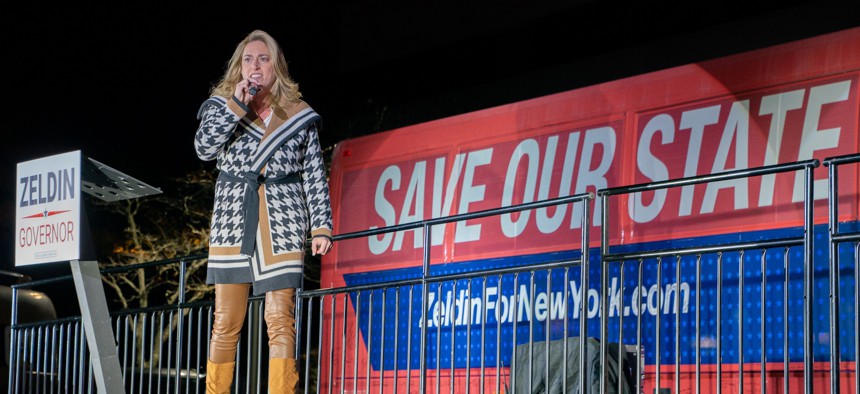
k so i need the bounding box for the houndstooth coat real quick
[195,95,332,295]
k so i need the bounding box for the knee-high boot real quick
[206,360,236,394]
[265,288,298,393]
[207,283,250,393]
[268,357,300,394]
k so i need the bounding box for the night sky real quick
[2,1,858,279]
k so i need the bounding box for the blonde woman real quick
[194,29,333,393]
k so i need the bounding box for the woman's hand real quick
[233,79,258,104]
[311,237,332,256]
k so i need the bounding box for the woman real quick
[194,29,333,393]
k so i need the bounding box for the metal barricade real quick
[595,158,855,394]
[297,192,598,393]
[8,255,224,394]
[7,156,859,393]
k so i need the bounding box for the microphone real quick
[249,83,259,96]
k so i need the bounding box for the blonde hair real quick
[210,30,302,108]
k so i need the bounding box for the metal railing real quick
[7,156,859,393]
[596,156,858,394]
[295,192,597,394]
[8,255,213,394]
[7,254,285,394]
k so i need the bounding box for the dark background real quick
[2,1,858,283]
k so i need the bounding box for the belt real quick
[218,171,301,256]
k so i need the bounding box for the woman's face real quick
[241,40,274,89]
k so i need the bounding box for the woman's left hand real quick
[311,237,332,256]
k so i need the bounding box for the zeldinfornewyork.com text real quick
[421,277,691,328]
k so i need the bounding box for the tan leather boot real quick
[210,284,250,363]
[264,288,297,359]
[268,357,299,393]
[206,359,235,394]
[207,284,249,394]
[266,289,299,393]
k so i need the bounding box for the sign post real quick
[15,150,161,393]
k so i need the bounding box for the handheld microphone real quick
[249,84,259,96]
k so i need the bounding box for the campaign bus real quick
[316,27,859,393]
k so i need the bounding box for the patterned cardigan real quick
[194,95,332,295]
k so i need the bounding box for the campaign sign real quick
[15,150,82,266]
[319,27,860,391]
